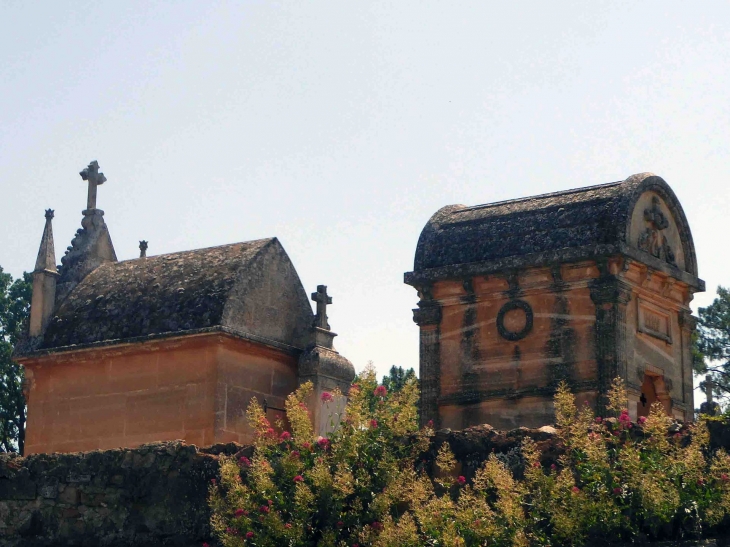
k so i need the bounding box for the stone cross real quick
[139,241,148,258]
[312,285,332,330]
[79,160,107,210]
[706,374,714,404]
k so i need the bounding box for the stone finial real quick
[700,374,721,416]
[139,240,148,258]
[79,160,107,211]
[706,374,714,404]
[312,285,332,330]
[29,210,59,337]
[34,209,57,274]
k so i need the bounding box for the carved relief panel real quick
[636,298,672,344]
[629,192,685,271]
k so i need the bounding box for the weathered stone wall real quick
[3,427,730,546]
[0,441,235,547]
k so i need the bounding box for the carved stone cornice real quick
[678,310,697,330]
[590,277,632,305]
[413,305,442,327]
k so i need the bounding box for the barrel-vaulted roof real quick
[18,238,314,355]
[405,173,702,288]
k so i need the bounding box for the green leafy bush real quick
[209,370,730,546]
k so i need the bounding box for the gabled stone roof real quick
[406,173,701,287]
[18,238,315,355]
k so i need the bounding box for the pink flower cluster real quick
[280,431,291,441]
[321,391,334,403]
[373,385,388,398]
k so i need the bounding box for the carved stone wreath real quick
[497,299,533,341]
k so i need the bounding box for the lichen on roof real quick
[407,173,700,285]
[20,237,314,355]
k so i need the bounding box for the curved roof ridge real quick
[456,180,624,214]
[118,237,274,264]
[406,173,702,287]
[25,236,306,353]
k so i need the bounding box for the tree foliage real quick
[0,267,32,454]
[381,365,417,393]
[210,371,730,546]
[694,286,730,400]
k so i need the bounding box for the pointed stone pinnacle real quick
[35,209,58,274]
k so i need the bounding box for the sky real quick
[1,1,729,381]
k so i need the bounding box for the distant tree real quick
[694,286,730,401]
[0,268,32,454]
[381,365,418,393]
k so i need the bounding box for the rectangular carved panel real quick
[637,298,672,344]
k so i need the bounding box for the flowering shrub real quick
[209,371,730,546]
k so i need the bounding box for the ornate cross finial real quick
[312,285,332,330]
[45,209,54,220]
[79,160,107,210]
[139,240,148,258]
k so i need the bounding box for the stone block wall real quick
[0,441,234,546]
[2,428,730,546]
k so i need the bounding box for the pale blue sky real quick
[1,1,729,380]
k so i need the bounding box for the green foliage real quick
[381,365,417,393]
[0,267,32,454]
[210,373,730,546]
[695,286,730,399]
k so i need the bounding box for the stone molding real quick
[438,380,600,406]
[405,242,704,291]
[590,277,633,305]
[496,299,533,341]
[413,305,442,326]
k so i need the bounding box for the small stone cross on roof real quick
[312,285,332,330]
[79,160,107,210]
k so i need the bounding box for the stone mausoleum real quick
[405,173,703,430]
[15,161,354,455]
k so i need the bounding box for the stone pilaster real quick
[678,310,697,419]
[590,277,632,416]
[413,301,442,428]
